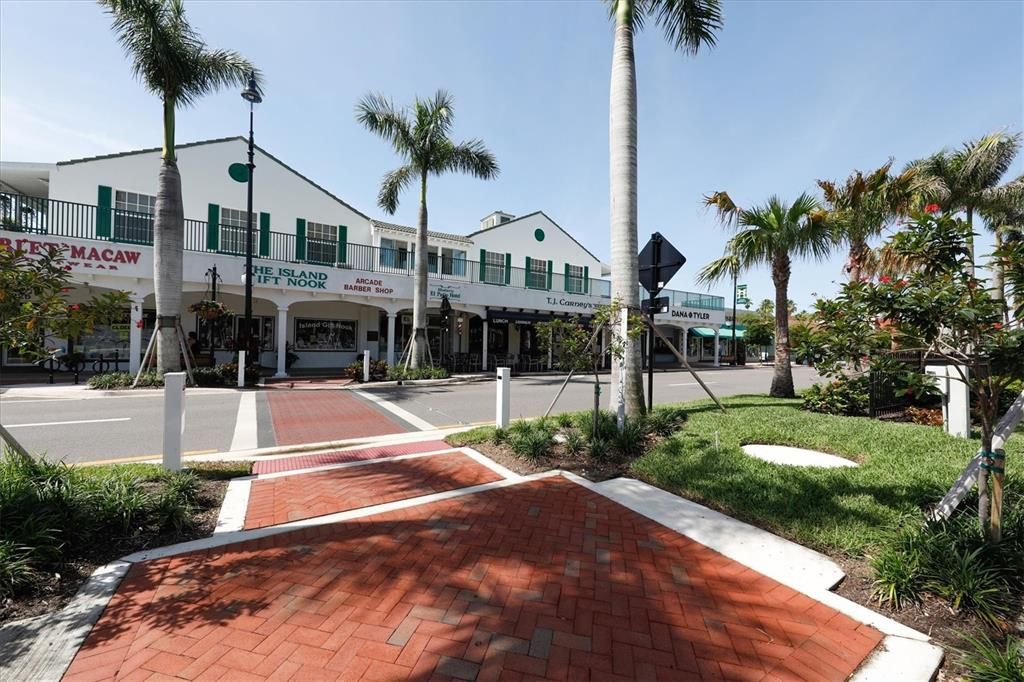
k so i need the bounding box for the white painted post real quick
[363,350,371,382]
[386,313,396,366]
[162,372,186,471]
[682,327,688,362]
[496,367,510,428]
[481,320,489,371]
[129,297,144,373]
[237,350,246,388]
[713,328,721,367]
[926,365,971,438]
[274,306,288,377]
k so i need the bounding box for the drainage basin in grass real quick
[741,444,858,468]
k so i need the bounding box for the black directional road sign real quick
[638,232,686,295]
[641,296,670,314]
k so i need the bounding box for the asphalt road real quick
[0,365,820,463]
[361,365,822,427]
[0,390,255,463]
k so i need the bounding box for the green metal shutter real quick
[96,186,112,239]
[564,263,570,292]
[259,212,270,257]
[479,249,487,281]
[583,266,589,293]
[525,257,532,288]
[337,225,347,263]
[206,203,220,251]
[296,218,306,261]
[504,253,511,285]
[546,260,553,290]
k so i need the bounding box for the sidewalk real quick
[5,434,943,681]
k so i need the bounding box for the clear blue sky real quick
[2,0,1021,309]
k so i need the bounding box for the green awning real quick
[688,327,745,338]
[689,327,716,338]
[721,327,745,339]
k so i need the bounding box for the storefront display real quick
[294,318,357,351]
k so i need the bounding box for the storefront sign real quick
[252,265,328,289]
[0,236,143,271]
[670,309,712,321]
[544,295,599,312]
[341,275,396,296]
[293,318,357,351]
[429,283,462,301]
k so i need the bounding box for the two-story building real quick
[0,137,727,376]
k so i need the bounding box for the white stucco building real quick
[0,138,727,376]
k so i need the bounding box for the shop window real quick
[565,264,585,293]
[441,248,467,277]
[293,318,357,351]
[220,207,254,255]
[527,257,547,289]
[113,190,155,244]
[427,246,439,274]
[485,251,506,284]
[195,314,274,351]
[306,221,337,265]
[379,238,410,269]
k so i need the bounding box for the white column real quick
[481,320,489,371]
[274,305,288,378]
[386,313,396,366]
[495,367,510,428]
[129,296,144,373]
[162,372,186,471]
[713,328,721,367]
[682,327,689,362]
[547,329,553,370]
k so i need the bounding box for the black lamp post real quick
[241,72,262,373]
[440,296,452,369]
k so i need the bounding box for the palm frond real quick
[649,0,723,55]
[702,191,742,229]
[437,139,500,180]
[356,93,415,155]
[181,48,256,107]
[377,165,415,215]
[696,249,740,286]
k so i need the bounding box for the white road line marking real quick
[214,477,255,534]
[5,417,131,428]
[229,392,258,452]
[352,388,436,431]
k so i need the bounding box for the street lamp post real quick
[241,73,262,378]
[730,268,738,366]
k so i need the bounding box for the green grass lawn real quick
[630,395,1022,556]
[74,460,252,481]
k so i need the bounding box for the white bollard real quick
[237,350,246,388]
[496,367,510,429]
[925,365,971,438]
[162,372,186,471]
[363,350,371,382]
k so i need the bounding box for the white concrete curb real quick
[461,446,523,481]
[0,560,130,682]
[252,448,461,480]
[850,635,945,681]
[214,476,254,534]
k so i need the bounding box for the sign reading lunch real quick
[0,235,143,272]
[252,265,328,289]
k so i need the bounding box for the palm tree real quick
[607,0,722,416]
[101,0,259,373]
[909,131,1024,276]
[817,160,917,283]
[982,203,1024,320]
[699,193,831,398]
[357,91,498,368]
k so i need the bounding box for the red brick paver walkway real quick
[244,451,505,529]
[266,390,409,446]
[252,440,451,475]
[66,477,882,681]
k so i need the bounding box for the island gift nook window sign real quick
[293,318,357,351]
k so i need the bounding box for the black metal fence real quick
[868,350,924,420]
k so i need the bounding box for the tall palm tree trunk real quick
[847,238,867,283]
[411,173,429,369]
[991,230,1008,324]
[609,0,645,415]
[770,253,794,398]
[154,101,183,374]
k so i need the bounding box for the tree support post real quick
[646,320,726,413]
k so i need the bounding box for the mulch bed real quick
[0,478,229,625]
[469,441,634,481]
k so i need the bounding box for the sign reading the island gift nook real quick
[293,318,357,351]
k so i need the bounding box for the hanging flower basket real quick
[189,300,230,320]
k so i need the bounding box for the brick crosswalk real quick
[244,451,505,529]
[266,391,409,446]
[252,440,451,475]
[64,477,883,681]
